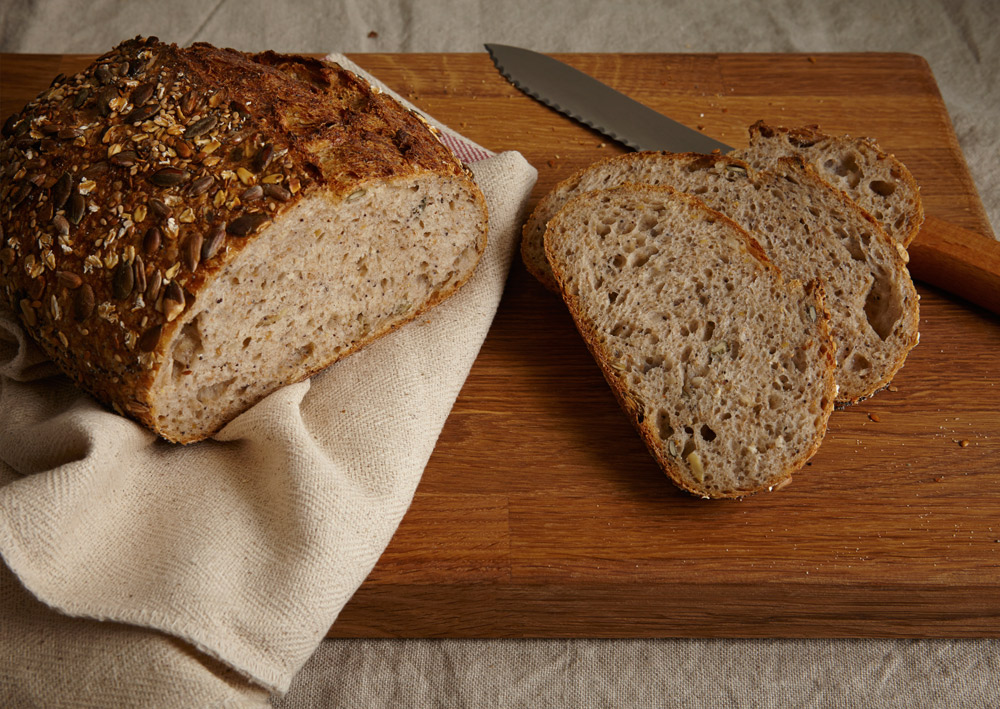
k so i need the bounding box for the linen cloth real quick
[2,1,999,707]
[0,55,537,704]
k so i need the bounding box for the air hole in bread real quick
[703,321,716,341]
[839,228,868,262]
[610,322,632,337]
[171,318,204,375]
[256,313,278,329]
[869,180,897,197]
[197,377,236,404]
[639,213,658,230]
[700,424,717,442]
[611,254,625,269]
[792,345,809,373]
[863,273,903,340]
[848,352,872,373]
[296,342,315,362]
[839,154,862,188]
[642,354,664,372]
[656,410,674,439]
[681,437,697,459]
[629,247,657,268]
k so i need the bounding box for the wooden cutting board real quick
[3,52,999,638]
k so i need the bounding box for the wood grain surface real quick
[3,51,998,638]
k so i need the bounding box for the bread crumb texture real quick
[524,151,918,405]
[734,120,924,248]
[545,185,836,498]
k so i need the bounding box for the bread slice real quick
[733,121,924,247]
[522,152,919,405]
[0,38,488,443]
[544,184,836,498]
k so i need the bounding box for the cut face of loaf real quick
[544,185,836,498]
[522,152,919,405]
[732,121,924,247]
[0,38,488,443]
[154,174,486,441]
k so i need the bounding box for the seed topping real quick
[226,212,269,236]
[184,114,217,140]
[149,167,189,187]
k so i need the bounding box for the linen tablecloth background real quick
[2,0,998,706]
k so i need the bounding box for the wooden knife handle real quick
[907,215,1000,316]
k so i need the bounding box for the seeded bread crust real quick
[0,37,488,442]
[733,120,924,247]
[544,184,836,498]
[521,151,918,405]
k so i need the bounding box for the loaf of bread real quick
[733,121,924,247]
[544,184,836,497]
[522,151,919,405]
[0,37,489,443]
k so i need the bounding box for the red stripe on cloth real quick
[437,132,493,164]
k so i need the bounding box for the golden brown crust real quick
[0,37,479,433]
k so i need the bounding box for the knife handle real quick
[907,215,1000,316]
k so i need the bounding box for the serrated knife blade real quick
[485,43,732,154]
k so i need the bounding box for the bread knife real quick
[485,43,732,154]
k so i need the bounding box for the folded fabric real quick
[0,53,537,703]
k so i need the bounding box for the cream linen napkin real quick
[0,54,537,704]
